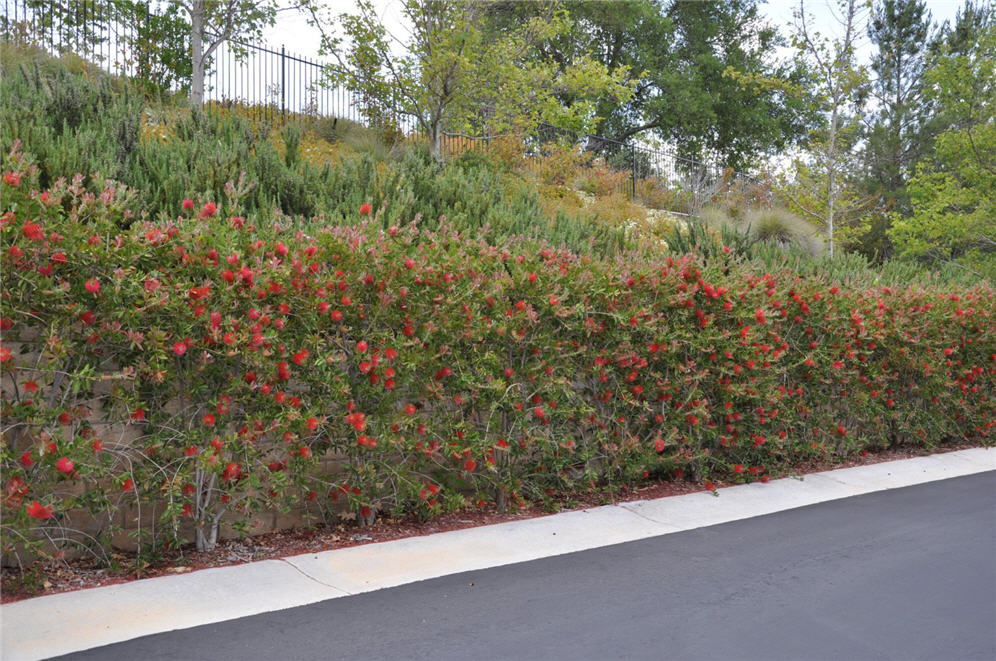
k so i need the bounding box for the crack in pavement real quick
[277,558,355,595]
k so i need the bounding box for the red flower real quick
[26,501,54,520]
[202,413,215,426]
[306,417,319,430]
[181,198,195,211]
[56,457,74,475]
[733,464,744,474]
[405,403,417,415]
[359,203,372,215]
[356,340,368,353]
[4,171,22,187]
[21,221,45,241]
[704,481,715,491]
[173,342,187,356]
[200,201,217,218]
[222,462,241,482]
[464,458,477,472]
[19,451,34,467]
[121,478,134,491]
[298,446,312,458]
[85,279,101,294]
[131,408,146,421]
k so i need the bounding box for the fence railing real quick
[1,0,757,210]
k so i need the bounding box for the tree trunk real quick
[827,105,837,258]
[190,0,205,108]
[429,121,443,162]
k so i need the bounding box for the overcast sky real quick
[263,0,969,63]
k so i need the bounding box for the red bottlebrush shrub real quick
[2,145,993,563]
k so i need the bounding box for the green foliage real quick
[2,139,993,566]
[861,0,934,222]
[888,24,996,280]
[484,0,816,169]
[0,50,634,256]
[322,0,633,160]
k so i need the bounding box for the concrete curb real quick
[2,447,992,660]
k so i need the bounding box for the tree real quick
[862,0,933,215]
[888,23,995,279]
[786,0,870,257]
[316,0,633,161]
[931,0,993,56]
[481,0,815,171]
[176,0,283,108]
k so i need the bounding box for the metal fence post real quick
[631,144,637,201]
[280,45,286,116]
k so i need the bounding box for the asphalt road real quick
[57,471,996,661]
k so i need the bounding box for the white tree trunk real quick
[190,0,205,108]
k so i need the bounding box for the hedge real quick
[2,147,993,563]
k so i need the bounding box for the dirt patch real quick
[1,441,984,604]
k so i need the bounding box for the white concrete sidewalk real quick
[2,448,993,661]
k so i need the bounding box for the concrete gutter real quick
[2,447,992,660]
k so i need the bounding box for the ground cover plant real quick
[2,144,993,576]
[0,45,632,259]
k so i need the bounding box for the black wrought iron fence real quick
[1,0,756,210]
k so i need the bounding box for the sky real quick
[262,0,969,64]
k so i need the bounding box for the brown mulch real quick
[1,441,984,604]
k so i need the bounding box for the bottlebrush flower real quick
[200,201,217,217]
[357,340,369,353]
[26,501,54,519]
[222,462,241,482]
[21,221,44,241]
[4,171,21,186]
[202,413,215,426]
[173,342,187,356]
[121,478,134,491]
[131,408,146,421]
[85,279,101,294]
[359,203,372,215]
[56,457,74,474]
[181,198,195,211]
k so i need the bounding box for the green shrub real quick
[2,150,992,567]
